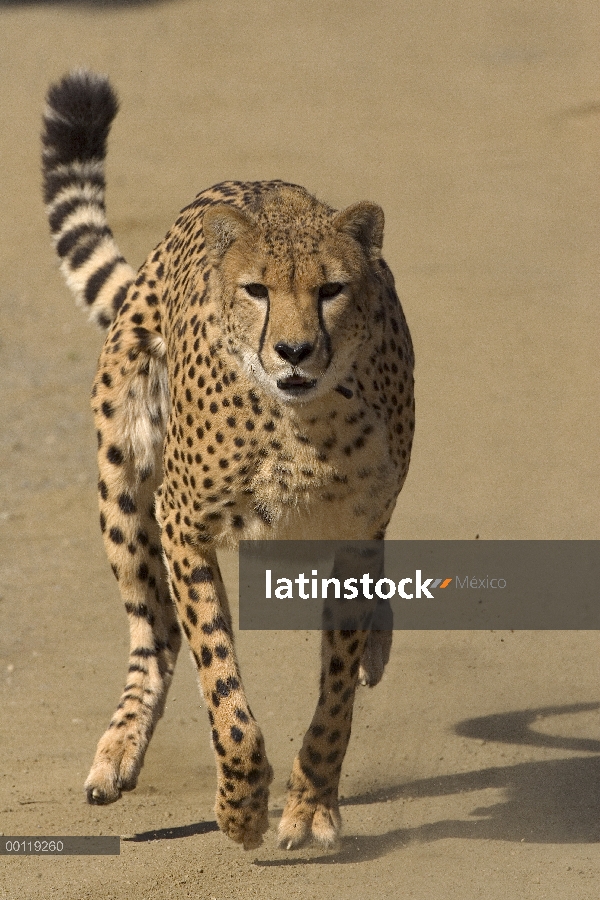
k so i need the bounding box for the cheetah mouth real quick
[277,375,318,395]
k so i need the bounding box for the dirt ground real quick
[1,1,599,898]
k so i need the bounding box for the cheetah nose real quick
[274,342,313,366]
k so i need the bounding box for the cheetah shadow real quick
[124,702,600,860]
[257,702,600,865]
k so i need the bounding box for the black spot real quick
[230,726,244,743]
[216,679,230,698]
[201,646,212,667]
[329,656,345,675]
[201,615,228,636]
[107,445,124,465]
[118,493,137,514]
[191,566,213,583]
[300,764,327,789]
[186,604,198,626]
[109,526,124,544]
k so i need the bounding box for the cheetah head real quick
[202,186,384,404]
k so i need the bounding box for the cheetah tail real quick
[42,70,136,329]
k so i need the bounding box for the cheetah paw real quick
[84,741,142,804]
[216,785,272,850]
[215,757,273,850]
[85,766,138,804]
[277,799,341,850]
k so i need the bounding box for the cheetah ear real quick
[203,204,258,263]
[333,202,384,257]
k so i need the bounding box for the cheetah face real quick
[203,194,384,404]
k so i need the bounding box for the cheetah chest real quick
[163,384,397,545]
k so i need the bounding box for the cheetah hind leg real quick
[85,344,180,804]
[278,629,371,849]
[84,464,181,805]
[279,626,391,850]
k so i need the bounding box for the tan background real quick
[0,1,599,898]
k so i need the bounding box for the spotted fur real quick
[42,70,415,850]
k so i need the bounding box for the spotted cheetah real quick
[41,70,415,850]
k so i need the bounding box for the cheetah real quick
[41,70,415,850]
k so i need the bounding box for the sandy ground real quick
[0,1,599,897]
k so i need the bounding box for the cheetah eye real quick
[318,282,345,300]
[243,283,269,300]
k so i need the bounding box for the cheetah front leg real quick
[159,517,273,850]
